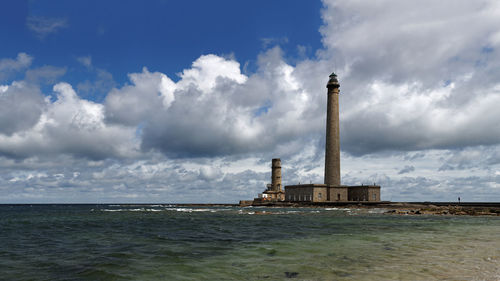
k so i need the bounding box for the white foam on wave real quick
[166,208,213,213]
[324,208,352,211]
[166,207,233,213]
[101,208,164,212]
[101,209,124,212]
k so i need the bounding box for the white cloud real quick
[0,53,33,80]
[0,82,138,160]
[0,52,33,72]
[317,0,500,155]
[26,16,68,39]
[105,67,175,126]
[134,49,324,157]
[77,55,92,69]
[25,65,67,84]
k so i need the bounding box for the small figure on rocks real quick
[458,197,461,203]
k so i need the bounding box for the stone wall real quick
[368,187,380,202]
[348,186,380,201]
[285,184,322,202]
[328,187,348,201]
[313,187,328,202]
[285,184,380,202]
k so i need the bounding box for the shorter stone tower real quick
[254,158,285,202]
[271,158,282,192]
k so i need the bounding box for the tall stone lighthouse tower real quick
[324,72,341,186]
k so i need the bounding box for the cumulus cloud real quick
[102,51,322,158]
[3,1,500,202]
[0,82,137,160]
[141,51,325,157]
[105,67,175,125]
[26,16,68,39]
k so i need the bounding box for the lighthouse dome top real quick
[327,72,340,89]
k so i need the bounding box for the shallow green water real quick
[0,205,498,280]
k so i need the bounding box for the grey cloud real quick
[438,145,500,171]
[0,82,44,136]
[0,155,268,203]
[438,164,455,172]
[398,165,415,174]
[403,152,426,161]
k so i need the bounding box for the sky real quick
[1,0,500,203]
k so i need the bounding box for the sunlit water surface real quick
[0,205,498,280]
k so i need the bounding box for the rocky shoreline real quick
[240,201,500,216]
[380,203,500,216]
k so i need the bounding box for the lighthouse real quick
[324,72,341,186]
[248,72,381,206]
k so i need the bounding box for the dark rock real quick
[285,272,299,278]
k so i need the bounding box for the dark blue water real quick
[0,205,499,280]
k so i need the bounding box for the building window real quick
[337,194,341,201]
[373,194,376,200]
[318,193,322,199]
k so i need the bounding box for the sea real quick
[0,204,499,281]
